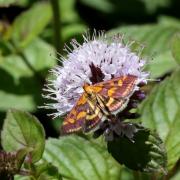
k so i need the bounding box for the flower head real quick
[0,151,20,178]
[43,31,149,141]
[44,31,148,117]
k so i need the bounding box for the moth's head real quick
[83,83,92,95]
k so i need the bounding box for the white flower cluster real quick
[44,32,149,118]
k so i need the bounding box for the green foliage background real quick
[0,0,180,179]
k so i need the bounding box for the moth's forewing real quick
[92,75,138,114]
[61,94,87,134]
[92,75,138,98]
[61,93,102,134]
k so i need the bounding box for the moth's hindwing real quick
[96,94,129,115]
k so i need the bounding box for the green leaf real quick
[10,2,52,48]
[1,109,45,163]
[0,0,17,7]
[138,0,171,13]
[0,38,56,112]
[60,0,80,23]
[108,17,180,78]
[108,126,167,173]
[171,33,180,65]
[158,16,180,27]
[22,38,56,72]
[43,135,121,180]
[139,69,180,170]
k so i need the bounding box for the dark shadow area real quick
[76,0,180,30]
[108,129,152,171]
[34,109,60,138]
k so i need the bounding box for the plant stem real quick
[50,0,63,58]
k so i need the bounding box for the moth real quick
[61,75,138,134]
